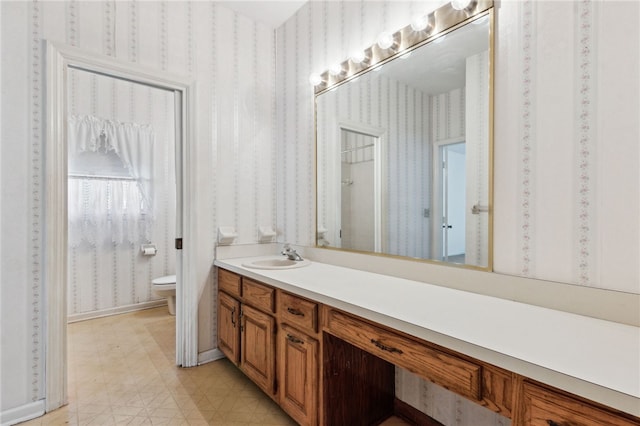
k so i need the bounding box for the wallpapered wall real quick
[0,0,276,415]
[275,0,639,425]
[276,0,640,293]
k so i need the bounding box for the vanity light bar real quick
[311,0,492,95]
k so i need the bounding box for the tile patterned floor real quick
[20,307,410,426]
[21,307,296,425]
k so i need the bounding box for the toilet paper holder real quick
[141,244,157,256]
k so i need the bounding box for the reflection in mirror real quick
[316,8,492,269]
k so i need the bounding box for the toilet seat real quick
[152,274,176,291]
[152,275,176,315]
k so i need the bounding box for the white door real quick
[438,141,466,263]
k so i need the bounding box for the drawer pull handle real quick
[287,334,304,345]
[231,307,236,328]
[370,339,403,355]
[287,307,305,317]
[546,421,559,426]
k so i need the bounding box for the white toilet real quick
[152,275,176,315]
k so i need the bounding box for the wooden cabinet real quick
[325,308,482,401]
[217,267,640,426]
[278,324,318,426]
[218,268,241,297]
[518,382,640,426]
[217,291,240,365]
[217,270,277,397]
[241,304,276,395]
[280,291,318,333]
[277,292,320,426]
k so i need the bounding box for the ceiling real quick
[218,1,307,28]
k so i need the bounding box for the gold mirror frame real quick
[314,0,494,271]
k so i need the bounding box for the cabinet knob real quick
[546,421,560,426]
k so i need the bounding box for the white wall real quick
[276,0,639,424]
[0,0,276,419]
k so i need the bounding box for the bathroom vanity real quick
[214,257,640,426]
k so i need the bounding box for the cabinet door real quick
[278,324,318,426]
[218,291,240,365]
[241,304,276,395]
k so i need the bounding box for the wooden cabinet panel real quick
[218,268,241,297]
[278,324,318,426]
[279,292,318,334]
[243,278,275,313]
[217,291,240,365]
[241,304,276,395]
[481,366,514,418]
[520,382,640,426]
[325,308,482,401]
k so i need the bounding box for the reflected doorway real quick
[434,140,466,263]
[336,123,386,253]
[340,130,376,252]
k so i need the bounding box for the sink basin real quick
[242,258,311,270]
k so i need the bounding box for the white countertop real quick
[214,255,640,415]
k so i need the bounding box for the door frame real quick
[45,41,199,412]
[336,121,386,252]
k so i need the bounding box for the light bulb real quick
[450,0,471,10]
[410,14,428,31]
[376,31,394,50]
[309,73,323,86]
[349,50,366,64]
[329,63,343,76]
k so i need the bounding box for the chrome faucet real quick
[281,243,303,261]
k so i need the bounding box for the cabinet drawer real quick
[279,292,318,333]
[242,278,275,313]
[218,268,241,297]
[521,382,640,426]
[326,309,482,401]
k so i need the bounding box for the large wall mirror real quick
[316,1,493,270]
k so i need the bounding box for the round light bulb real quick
[410,14,428,31]
[309,73,322,86]
[451,0,471,10]
[349,50,366,64]
[376,31,394,50]
[329,63,343,76]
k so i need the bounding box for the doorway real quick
[336,122,386,253]
[433,140,466,263]
[45,41,197,412]
[66,68,176,321]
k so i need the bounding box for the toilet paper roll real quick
[141,245,157,256]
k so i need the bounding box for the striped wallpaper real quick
[1,0,639,422]
[1,0,276,413]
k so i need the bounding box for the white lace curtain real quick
[68,115,154,247]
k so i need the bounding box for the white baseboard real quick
[1,400,45,426]
[197,348,225,365]
[67,300,167,323]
